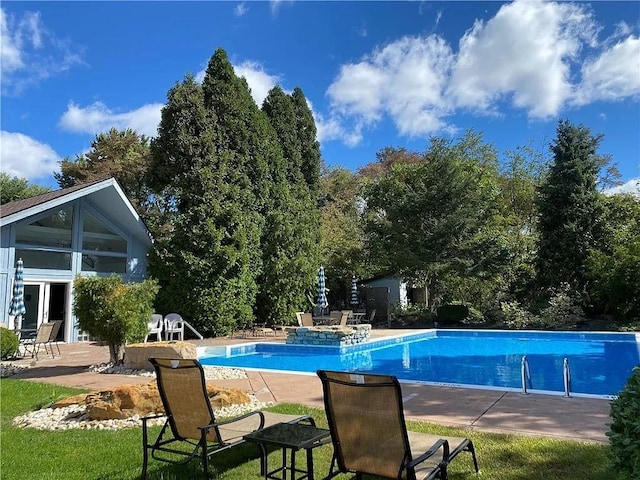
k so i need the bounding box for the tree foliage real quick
[148,49,322,333]
[587,193,640,321]
[0,173,50,204]
[260,86,320,323]
[363,132,504,311]
[536,120,607,295]
[73,275,158,364]
[319,166,370,306]
[55,128,155,219]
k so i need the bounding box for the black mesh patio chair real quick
[142,358,313,479]
[317,370,479,480]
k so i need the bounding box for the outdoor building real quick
[0,178,152,342]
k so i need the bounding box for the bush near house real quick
[73,275,158,364]
[0,327,19,359]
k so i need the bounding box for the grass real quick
[0,378,621,480]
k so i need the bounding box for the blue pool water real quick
[199,330,640,397]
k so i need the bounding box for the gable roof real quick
[0,178,152,245]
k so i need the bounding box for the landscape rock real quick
[52,382,251,420]
[123,342,197,370]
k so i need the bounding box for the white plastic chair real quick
[164,313,184,341]
[144,314,163,343]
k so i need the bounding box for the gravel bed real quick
[88,363,248,380]
[0,362,31,378]
[12,395,272,431]
[4,362,257,431]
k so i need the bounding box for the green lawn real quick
[0,378,621,480]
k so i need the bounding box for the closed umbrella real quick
[350,275,359,308]
[8,258,26,331]
[316,266,328,314]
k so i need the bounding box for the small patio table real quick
[244,422,331,480]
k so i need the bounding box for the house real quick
[1,178,152,342]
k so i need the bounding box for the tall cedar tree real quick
[290,88,322,285]
[148,63,260,335]
[536,120,607,297]
[261,86,319,323]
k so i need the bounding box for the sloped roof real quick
[0,177,152,245]
[1,179,105,218]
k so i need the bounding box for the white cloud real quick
[59,101,163,138]
[322,0,638,147]
[604,178,640,197]
[448,0,597,118]
[0,131,61,180]
[234,3,248,17]
[0,7,83,95]
[233,61,280,106]
[270,0,293,15]
[574,35,640,105]
[326,35,454,139]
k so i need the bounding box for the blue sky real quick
[1,1,639,193]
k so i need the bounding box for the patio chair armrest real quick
[289,414,315,426]
[406,438,450,470]
[142,413,166,422]
[204,410,266,430]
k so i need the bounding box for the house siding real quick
[1,180,151,342]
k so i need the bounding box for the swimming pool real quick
[199,329,640,398]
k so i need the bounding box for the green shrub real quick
[0,327,19,360]
[73,275,159,364]
[607,366,640,478]
[436,304,469,325]
[392,303,434,325]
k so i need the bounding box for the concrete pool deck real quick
[3,329,613,443]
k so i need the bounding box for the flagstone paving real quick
[3,329,612,443]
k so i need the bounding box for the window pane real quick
[15,207,73,248]
[82,211,127,253]
[15,249,72,270]
[81,254,126,273]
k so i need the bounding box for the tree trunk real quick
[108,342,126,365]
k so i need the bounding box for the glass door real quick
[22,283,45,330]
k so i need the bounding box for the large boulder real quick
[123,341,197,370]
[52,382,251,420]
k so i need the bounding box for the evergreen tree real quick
[0,174,50,204]
[148,62,261,335]
[55,128,154,219]
[536,120,607,296]
[291,87,322,196]
[260,86,319,323]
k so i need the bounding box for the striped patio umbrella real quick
[350,275,359,308]
[8,258,26,330]
[316,266,328,313]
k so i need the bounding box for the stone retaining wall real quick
[286,324,371,346]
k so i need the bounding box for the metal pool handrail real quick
[521,355,531,395]
[563,357,571,397]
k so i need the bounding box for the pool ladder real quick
[520,355,572,397]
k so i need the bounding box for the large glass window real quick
[81,254,126,273]
[15,249,72,270]
[15,207,73,248]
[82,211,127,253]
